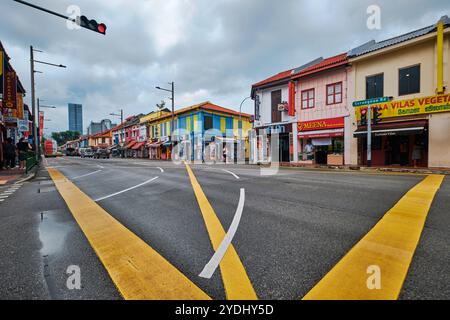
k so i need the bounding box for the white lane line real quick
[0,199,4,202]
[199,188,246,279]
[95,176,159,202]
[157,167,164,173]
[0,195,9,199]
[71,170,102,181]
[221,169,240,180]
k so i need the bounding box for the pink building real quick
[291,53,354,166]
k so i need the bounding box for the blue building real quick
[68,103,83,134]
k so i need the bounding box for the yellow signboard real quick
[355,94,450,121]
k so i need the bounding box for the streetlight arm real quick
[34,60,67,68]
[155,86,172,93]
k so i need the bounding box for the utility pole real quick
[30,46,38,162]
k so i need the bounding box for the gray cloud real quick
[1,0,449,135]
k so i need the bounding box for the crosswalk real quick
[0,183,24,203]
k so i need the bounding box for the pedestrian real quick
[412,142,422,168]
[4,138,16,169]
[16,137,30,170]
[304,140,315,161]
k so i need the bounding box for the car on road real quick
[80,148,94,158]
[94,148,111,159]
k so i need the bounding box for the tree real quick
[51,131,81,146]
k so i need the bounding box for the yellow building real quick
[348,16,450,168]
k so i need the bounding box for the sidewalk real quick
[0,167,37,185]
[279,162,450,175]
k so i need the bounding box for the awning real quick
[124,141,137,149]
[299,128,344,139]
[354,120,428,137]
[148,141,164,148]
[132,142,145,150]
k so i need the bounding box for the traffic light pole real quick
[367,106,372,167]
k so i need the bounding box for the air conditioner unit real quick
[278,103,288,112]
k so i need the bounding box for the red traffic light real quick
[79,15,107,35]
[97,23,107,35]
[361,108,367,115]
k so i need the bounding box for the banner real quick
[3,70,17,109]
[16,94,24,119]
[354,94,450,121]
[39,111,44,138]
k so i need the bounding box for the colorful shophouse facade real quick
[348,16,450,168]
[141,102,253,161]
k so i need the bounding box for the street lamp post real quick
[110,109,124,145]
[29,46,66,162]
[156,82,175,155]
[238,96,251,161]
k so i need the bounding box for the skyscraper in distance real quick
[68,103,83,134]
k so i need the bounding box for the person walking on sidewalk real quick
[4,138,16,169]
[16,137,30,170]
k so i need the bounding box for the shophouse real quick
[348,16,450,168]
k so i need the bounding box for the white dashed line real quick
[221,169,240,180]
[95,177,159,202]
[71,170,103,181]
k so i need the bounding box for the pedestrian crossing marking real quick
[185,163,257,300]
[303,174,445,300]
[47,167,210,300]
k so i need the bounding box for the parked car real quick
[80,148,94,158]
[94,148,111,159]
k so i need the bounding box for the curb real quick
[14,165,39,184]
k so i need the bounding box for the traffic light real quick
[360,109,367,126]
[79,15,107,35]
[373,107,382,125]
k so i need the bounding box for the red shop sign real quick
[298,117,345,132]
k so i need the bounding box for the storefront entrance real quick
[356,120,429,167]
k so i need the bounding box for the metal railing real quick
[25,152,37,174]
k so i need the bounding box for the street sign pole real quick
[367,106,372,167]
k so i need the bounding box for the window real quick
[399,65,420,95]
[271,90,282,123]
[301,89,315,109]
[366,74,384,99]
[326,82,343,105]
[204,115,213,131]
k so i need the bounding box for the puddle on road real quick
[39,210,73,256]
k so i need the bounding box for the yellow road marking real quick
[303,174,445,300]
[185,163,258,300]
[47,167,210,300]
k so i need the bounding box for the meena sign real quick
[354,94,450,121]
[298,117,345,132]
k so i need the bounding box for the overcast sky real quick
[1,0,449,135]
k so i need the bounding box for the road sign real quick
[352,97,391,107]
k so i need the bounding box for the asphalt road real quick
[0,156,448,300]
